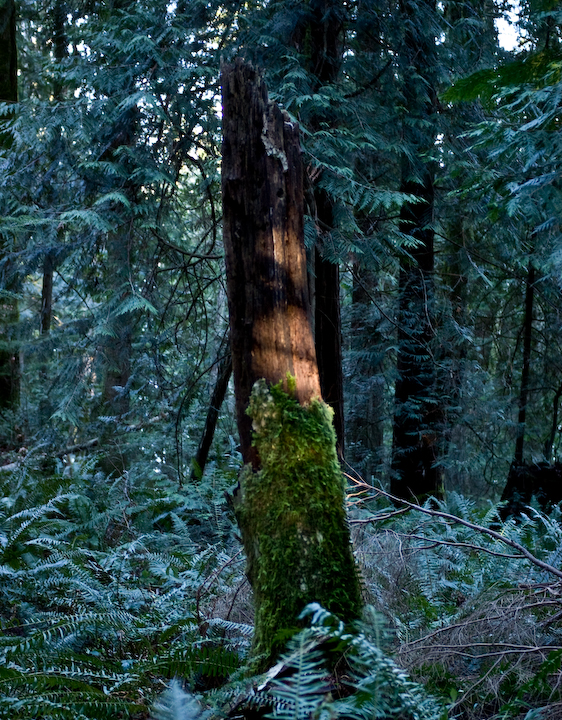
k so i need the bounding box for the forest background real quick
[3,0,562,718]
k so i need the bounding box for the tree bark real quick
[97,100,137,422]
[222,59,362,668]
[314,242,345,452]
[100,227,133,421]
[222,59,322,465]
[94,73,138,473]
[40,253,54,338]
[545,382,562,462]
[346,264,385,482]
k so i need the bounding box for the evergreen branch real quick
[55,438,99,458]
[344,60,393,99]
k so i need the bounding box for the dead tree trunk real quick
[222,59,322,463]
[190,345,232,481]
[222,59,362,668]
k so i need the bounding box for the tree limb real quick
[346,475,562,582]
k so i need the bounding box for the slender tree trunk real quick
[38,252,55,426]
[40,254,54,336]
[439,222,469,489]
[37,1,68,429]
[514,261,535,465]
[391,0,442,500]
[314,242,345,452]
[222,60,362,668]
[95,98,137,474]
[545,381,562,462]
[0,0,19,419]
[95,222,133,476]
[97,109,136,424]
[347,265,385,482]
[191,346,232,481]
[101,226,133,421]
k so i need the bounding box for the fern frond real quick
[150,680,203,720]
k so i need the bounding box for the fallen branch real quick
[56,438,100,458]
[124,411,169,432]
[401,599,562,649]
[387,529,527,560]
[345,475,562,582]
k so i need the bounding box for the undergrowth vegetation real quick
[351,484,562,720]
[2,455,562,720]
[0,457,249,718]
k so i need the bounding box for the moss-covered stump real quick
[234,379,362,668]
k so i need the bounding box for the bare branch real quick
[345,475,562,582]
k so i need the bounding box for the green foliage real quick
[4,0,562,719]
[150,681,204,720]
[0,0,230,473]
[443,49,562,104]
[264,604,443,720]
[0,459,246,719]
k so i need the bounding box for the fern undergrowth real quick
[0,457,247,719]
[3,454,562,720]
[352,489,562,720]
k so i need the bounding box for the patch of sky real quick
[496,0,521,51]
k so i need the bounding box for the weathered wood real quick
[221,59,321,466]
[221,60,361,669]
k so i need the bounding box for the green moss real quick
[237,379,363,668]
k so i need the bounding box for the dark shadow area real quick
[500,461,562,520]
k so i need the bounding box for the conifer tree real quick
[390,0,443,500]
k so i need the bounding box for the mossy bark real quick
[235,380,362,668]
